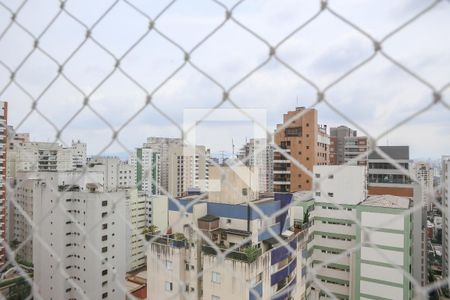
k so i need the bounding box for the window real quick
[102,200,107,207]
[102,235,107,241]
[212,296,220,300]
[212,272,221,283]
[328,193,334,197]
[284,127,302,137]
[315,173,320,178]
[102,212,107,218]
[102,224,107,230]
[102,292,108,299]
[165,260,173,271]
[102,270,108,276]
[102,247,107,253]
[328,175,334,179]
[165,281,173,292]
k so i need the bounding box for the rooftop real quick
[198,214,219,222]
[368,146,409,160]
[361,195,411,209]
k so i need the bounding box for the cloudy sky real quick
[0,0,449,159]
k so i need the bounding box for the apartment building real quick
[308,165,414,300]
[0,101,7,267]
[308,165,367,300]
[147,166,308,300]
[129,148,160,195]
[329,126,369,166]
[7,139,87,177]
[89,156,136,191]
[330,126,356,165]
[143,137,182,192]
[354,195,413,300]
[12,169,104,263]
[414,162,434,211]
[367,146,413,197]
[442,156,450,278]
[343,136,369,166]
[33,172,126,300]
[274,107,329,193]
[126,189,147,272]
[237,138,274,193]
[167,144,210,198]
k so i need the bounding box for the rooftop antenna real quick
[296,96,299,107]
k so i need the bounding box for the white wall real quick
[313,165,367,205]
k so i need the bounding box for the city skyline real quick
[2,0,450,159]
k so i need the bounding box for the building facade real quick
[33,172,126,300]
[129,148,160,195]
[367,146,413,197]
[274,107,329,193]
[307,165,414,300]
[237,138,274,193]
[0,101,7,267]
[442,156,450,278]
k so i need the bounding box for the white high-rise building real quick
[129,148,160,195]
[441,156,450,278]
[308,165,414,300]
[167,144,209,197]
[143,137,182,193]
[238,138,274,193]
[89,156,135,191]
[33,171,126,300]
[414,162,434,211]
[7,138,87,177]
[0,101,7,267]
[125,189,148,272]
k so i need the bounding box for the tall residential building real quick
[143,137,182,192]
[12,169,104,263]
[330,125,357,165]
[368,146,427,289]
[274,107,329,193]
[441,156,450,278]
[7,139,87,177]
[129,148,160,195]
[147,166,308,300]
[330,126,368,166]
[308,165,367,300]
[125,189,148,272]
[89,156,136,191]
[367,146,413,197]
[33,172,126,300]
[167,144,210,197]
[343,136,369,166]
[308,165,414,300]
[414,162,434,211]
[237,138,274,193]
[0,101,7,267]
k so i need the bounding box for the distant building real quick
[367,146,413,197]
[414,162,434,211]
[237,138,274,193]
[0,101,7,267]
[167,144,210,198]
[274,107,329,192]
[129,148,160,195]
[89,156,136,191]
[441,156,450,278]
[330,126,369,166]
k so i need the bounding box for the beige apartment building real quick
[274,107,329,192]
